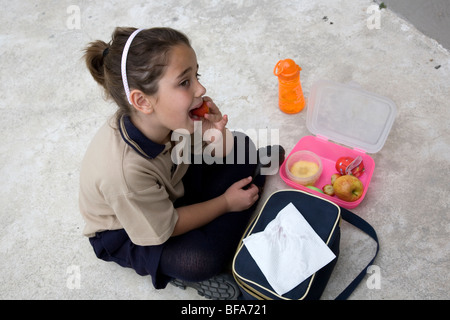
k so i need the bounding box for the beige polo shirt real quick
[79,115,189,246]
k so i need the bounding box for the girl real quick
[80,27,277,299]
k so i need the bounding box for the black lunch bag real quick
[232,189,379,300]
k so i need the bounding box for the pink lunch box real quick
[279,80,397,209]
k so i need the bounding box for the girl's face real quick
[149,44,206,136]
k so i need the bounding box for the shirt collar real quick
[118,115,166,159]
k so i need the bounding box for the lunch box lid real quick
[306,80,397,153]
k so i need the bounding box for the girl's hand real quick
[223,177,259,212]
[172,177,259,237]
[201,96,228,135]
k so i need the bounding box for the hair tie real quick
[102,47,109,57]
[121,28,144,105]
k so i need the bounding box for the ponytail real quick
[83,40,109,87]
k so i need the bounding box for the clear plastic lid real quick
[306,80,397,153]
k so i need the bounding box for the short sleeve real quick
[106,180,179,246]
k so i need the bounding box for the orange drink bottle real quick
[274,59,305,114]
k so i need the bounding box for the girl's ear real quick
[129,89,154,115]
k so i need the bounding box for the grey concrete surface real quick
[1,0,449,300]
[378,0,450,50]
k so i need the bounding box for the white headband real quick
[121,28,144,104]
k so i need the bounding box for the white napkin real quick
[243,202,336,296]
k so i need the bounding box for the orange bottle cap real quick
[274,59,301,80]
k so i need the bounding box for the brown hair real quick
[83,27,191,119]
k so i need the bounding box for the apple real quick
[322,184,335,196]
[332,175,364,202]
[191,101,209,119]
[330,173,341,185]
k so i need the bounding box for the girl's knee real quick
[226,131,258,166]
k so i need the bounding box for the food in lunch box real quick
[322,184,335,196]
[332,175,364,202]
[306,186,324,194]
[330,173,341,185]
[335,156,365,177]
[289,160,320,178]
[285,150,322,186]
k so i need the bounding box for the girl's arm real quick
[171,176,259,236]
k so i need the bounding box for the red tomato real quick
[191,101,209,118]
[335,156,365,177]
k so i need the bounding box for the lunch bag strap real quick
[335,208,380,300]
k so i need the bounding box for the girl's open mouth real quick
[189,101,208,121]
[189,108,202,121]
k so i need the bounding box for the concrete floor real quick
[379,0,450,51]
[1,0,449,300]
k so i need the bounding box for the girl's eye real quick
[180,73,201,87]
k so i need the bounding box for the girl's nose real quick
[196,80,206,97]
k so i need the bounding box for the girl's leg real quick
[88,132,278,294]
[159,205,255,282]
[177,131,264,205]
[161,132,264,282]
